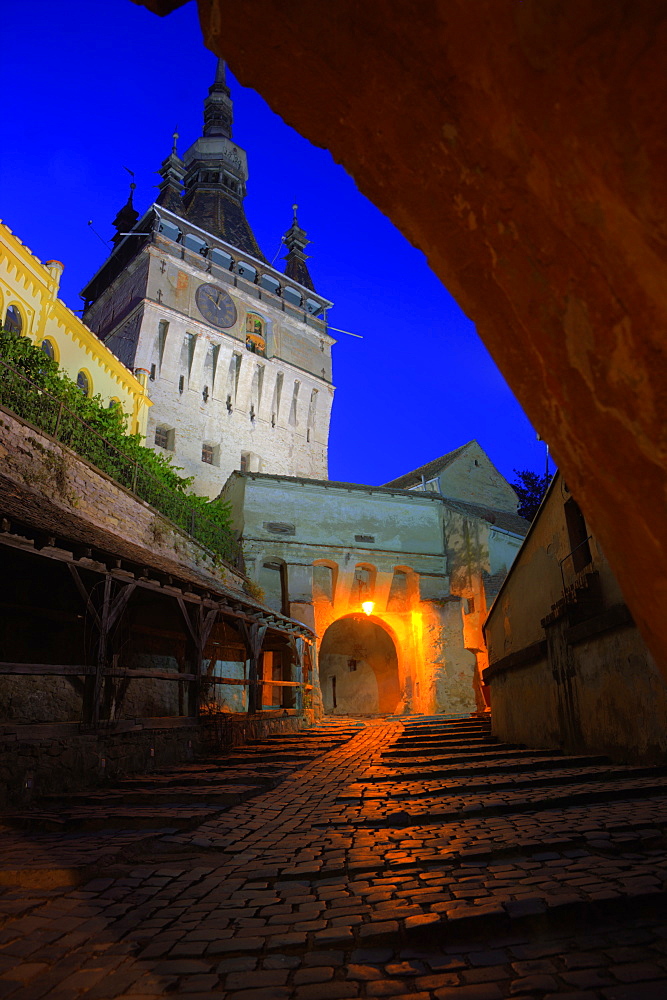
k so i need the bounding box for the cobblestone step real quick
[342,763,667,801]
[347,780,667,827]
[380,746,552,764]
[367,752,613,780]
[382,740,512,757]
[39,783,265,809]
[1,715,666,998]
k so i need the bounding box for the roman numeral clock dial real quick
[195,283,238,329]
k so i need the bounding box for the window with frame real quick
[202,443,214,465]
[155,425,173,450]
[76,370,91,396]
[41,339,55,360]
[4,305,23,335]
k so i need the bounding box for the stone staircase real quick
[1,720,363,834]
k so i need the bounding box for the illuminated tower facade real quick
[81,61,334,497]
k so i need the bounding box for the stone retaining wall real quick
[0,712,313,809]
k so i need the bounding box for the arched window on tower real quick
[245,313,266,356]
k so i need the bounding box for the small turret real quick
[156,128,186,213]
[111,182,139,247]
[282,205,315,291]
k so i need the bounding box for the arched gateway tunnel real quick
[319,614,401,716]
[224,451,528,718]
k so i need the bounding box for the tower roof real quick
[178,59,266,261]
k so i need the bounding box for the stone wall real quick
[487,624,667,764]
[485,476,667,762]
[0,712,312,808]
[0,406,246,594]
[90,240,334,498]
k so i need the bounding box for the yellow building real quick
[0,220,150,437]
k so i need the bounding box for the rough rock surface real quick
[179,0,667,675]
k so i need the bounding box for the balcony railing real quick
[0,356,237,563]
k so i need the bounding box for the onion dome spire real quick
[156,126,185,212]
[204,58,233,138]
[282,204,315,291]
[111,173,139,247]
[181,60,266,261]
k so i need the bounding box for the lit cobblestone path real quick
[1,716,667,998]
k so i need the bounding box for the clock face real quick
[195,283,237,329]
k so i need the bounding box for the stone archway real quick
[319,615,400,716]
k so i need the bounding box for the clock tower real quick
[80,60,334,497]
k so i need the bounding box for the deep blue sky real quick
[1,0,550,488]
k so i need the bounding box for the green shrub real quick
[0,330,234,557]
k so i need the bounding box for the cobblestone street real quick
[1,716,667,999]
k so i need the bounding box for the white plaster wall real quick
[99,248,334,499]
[489,529,523,576]
[237,477,445,556]
[224,474,484,717]
[440,442,519,511]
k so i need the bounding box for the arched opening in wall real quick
[352,563,376,606]
[258,559,289,617]
[386,566,418,612]
[319,615,400,716]
[313,559,337,605]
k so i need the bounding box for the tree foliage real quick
[511,469,553,521]
[0,330,233,552]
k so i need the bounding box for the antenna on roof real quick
[87,220,111,248]
[326,324,363,340]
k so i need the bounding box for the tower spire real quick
[179,60,266,261]
[204,58,233,138]
[282,204,315,291]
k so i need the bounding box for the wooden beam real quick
[0,663,94,675]
[104,668,195,682]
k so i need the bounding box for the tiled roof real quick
[285,254,315,291]
[382,442,475,489]
[441,496,530,536]
[184,190,266,262]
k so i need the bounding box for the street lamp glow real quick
[361,601,375,616]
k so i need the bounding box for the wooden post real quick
[177,598,218,718]
[67,566,136,727]
[293,636,305,711]
[242,621,268,714]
